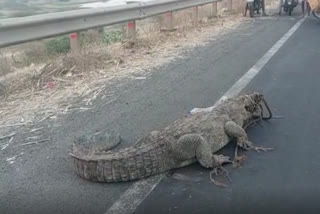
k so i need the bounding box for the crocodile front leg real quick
[172,134,231,169]
[224,121,273,152]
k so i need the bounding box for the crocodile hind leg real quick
[172,134,231,169]
[173,134,232,188]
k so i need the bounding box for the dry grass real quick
[0,0,279,132]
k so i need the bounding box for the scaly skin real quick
[70,92,266,182]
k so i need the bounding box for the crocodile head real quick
[216,92,266,127]
[242,92,265,123]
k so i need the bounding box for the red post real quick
[165,12,174,31]
[69,32,81,55]
[127,20,136,39]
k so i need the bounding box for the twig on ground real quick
[85,88,104,106]
[1,137,14,151]
[38,113,56,122]
[210,171,228,188]
[52,76,72,83]
[0,123,27,129]
[0,132,16,140]
[101,97,119,107]
[20,139,50,146]
[43,66,60,79]
[210,166,232,188]
[29,127,44,133]
[6,152,24,164]
[77,107,91,112]
[26,136,40,140]
[63,65,76,76]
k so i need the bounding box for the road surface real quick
[134,15,320,214]
[1,10,320,214]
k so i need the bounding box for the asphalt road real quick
[1,10,319,214]
[134,16,320,214]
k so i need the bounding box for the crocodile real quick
[69,92,271,182]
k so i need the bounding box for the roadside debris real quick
[28,127,44,133]
[134,77,147,80]
[1,137,14,151]
[6,152,24,164]
[0,132,16,140]
[20,139,50,146]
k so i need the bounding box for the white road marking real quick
[105,175,164,214]
[191,17,306,114]
[105,17,305,214]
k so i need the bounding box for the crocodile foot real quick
[237,140,254,150]
[210,155,233,188]
[213,154,232,166]
[238,140,273,152]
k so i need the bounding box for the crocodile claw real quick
[213,154,232,166]
[237,140,254,150]
[238,141,273,152]
[252,146,274,152]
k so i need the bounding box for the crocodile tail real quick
[70,143,168,182]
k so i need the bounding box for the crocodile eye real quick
[245,105,254,112]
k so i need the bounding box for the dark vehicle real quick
[279,0,299,16]
[244,0,266,17]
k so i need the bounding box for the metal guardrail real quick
[0,0,222,48]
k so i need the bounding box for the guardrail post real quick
[212,2,218,16]
[2,0,252,48]
[192,6,199,27]
[164,12,174,31]
[227,0,233,11]
[127,20,136,39]
[69,32,81,55]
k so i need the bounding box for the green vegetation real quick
[42,29,125,55]
[45,36,70,54]
[102,30,124,44]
